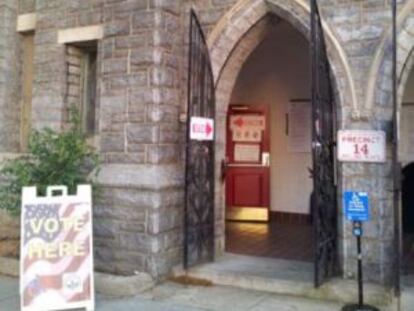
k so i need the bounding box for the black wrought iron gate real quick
[184,10,216,269]
[311,0,338,288]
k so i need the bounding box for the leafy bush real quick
[0,109,100,216]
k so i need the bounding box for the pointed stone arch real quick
[205,0,354,254]
[365,1,414,116]
[207,0,358,120]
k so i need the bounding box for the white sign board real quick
[234,144,261,162]
[230,115,265,143]
[288,103,311,153]
[20,185,94,311]
[190,117,214,141]
[337,130,386,163]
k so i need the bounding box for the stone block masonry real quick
[0,0,412,290]
[96,0,185,279]
[0,0,21,152]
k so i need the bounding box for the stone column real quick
[95,0,185,279]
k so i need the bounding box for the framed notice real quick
[234,144,261,162]
[20,185,94,311]
[288,102,311,153]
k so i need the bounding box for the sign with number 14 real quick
[337,130,386,163]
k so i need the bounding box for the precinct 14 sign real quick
[20,185,94,311]
[343,191,370,222]
[337,130,386,163]
[190,117,214,141]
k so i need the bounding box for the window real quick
[66,44,97,137]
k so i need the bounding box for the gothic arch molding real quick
[205,0,351,254]
[207,0,358,119]
[365,1,414,115]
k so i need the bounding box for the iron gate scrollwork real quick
[311,0,339,288]
[184,10,216,269]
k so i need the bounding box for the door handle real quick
[221,158,229,182]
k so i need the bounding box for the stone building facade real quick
[2,0,414,299]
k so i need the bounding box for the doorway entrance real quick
[185,1,339,289]
[399,65,414,275]
[223,20,314,263]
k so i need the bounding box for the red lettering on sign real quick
[206,122,213,136]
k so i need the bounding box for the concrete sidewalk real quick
[0,275,349,311]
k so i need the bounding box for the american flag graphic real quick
[21,201,92,309]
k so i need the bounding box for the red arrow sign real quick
[233,117,244,128]
[206,122,213,136]
[190,117,214,141]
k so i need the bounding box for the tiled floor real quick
[225,221,314,262]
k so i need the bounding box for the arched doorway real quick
[400,64,414,275]
[203,0,347,287]
[208,1,351,264]
[184,0,356,290]
[224,19,314,262]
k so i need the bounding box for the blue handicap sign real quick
[343,191,370,222]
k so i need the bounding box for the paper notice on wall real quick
[288,102,311,153]
[234,144,261,162]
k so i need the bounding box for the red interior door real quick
[225,104,270,222]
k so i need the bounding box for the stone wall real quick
[30,0,186,279]
[0,0,21,153]
[0,210,19,258]
[1,0,414,287]
[95,0,185,279]
[19,0,36,14]
[0,0,187,280]
[185,0,410,285]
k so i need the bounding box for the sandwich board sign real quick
[20,185,94,311]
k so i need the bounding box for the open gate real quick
[184,10,216,269]
[311,0,339,287]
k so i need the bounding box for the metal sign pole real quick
[342,221,379,311]
[341,194,380,311]
[355,221,364,308]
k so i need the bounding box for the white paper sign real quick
[288,103,311,153]
[234,144,261,162]
[338,130,386,163]
[20,185,94,311]
[190,117,214,141]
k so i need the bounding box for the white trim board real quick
[17,13,37,33]
[58,25,103,44]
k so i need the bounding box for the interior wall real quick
[230,21,312,215]
[400,68,414,166]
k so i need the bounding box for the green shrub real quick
[0,108,100,216]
